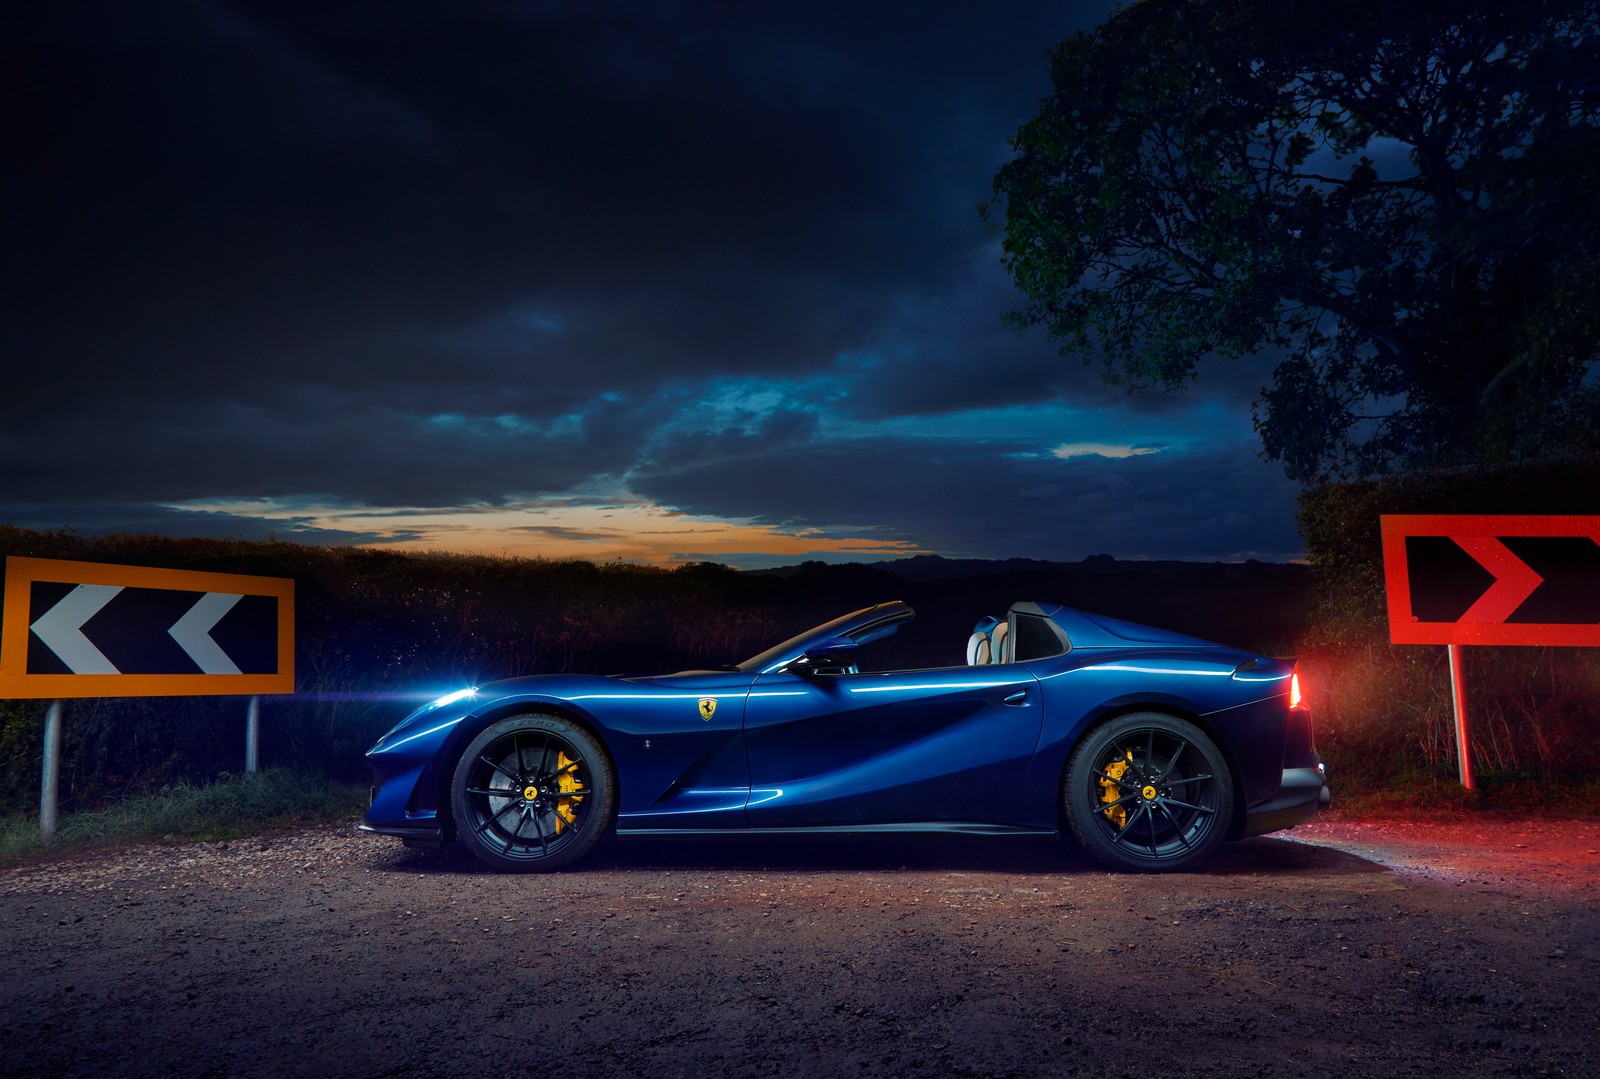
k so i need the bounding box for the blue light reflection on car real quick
[360,599,1328,873]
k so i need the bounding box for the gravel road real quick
[2,818,1595,1078]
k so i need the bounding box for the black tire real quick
[450,714,616,872]
[1064,712,1233,873]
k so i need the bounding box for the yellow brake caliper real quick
[1099,749,1133,828]
[552,750,585,834]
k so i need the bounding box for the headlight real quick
[369,687,480,754]
[431,687,478,708]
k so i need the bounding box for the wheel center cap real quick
[1141,785,1158,801]
[523,784,540,802]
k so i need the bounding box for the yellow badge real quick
[698,697,717,720]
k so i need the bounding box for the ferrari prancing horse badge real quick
[698,697,717,720]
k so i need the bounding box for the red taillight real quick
[1289,670,1303,709]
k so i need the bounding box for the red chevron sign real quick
[1381,515,1600,646]
[0,557,294,698]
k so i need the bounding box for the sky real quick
[3,1,1306,569]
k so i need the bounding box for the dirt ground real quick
[1,815,1595,1079]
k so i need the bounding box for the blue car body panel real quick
[361,600,1326,850]
[738,665,1042,828]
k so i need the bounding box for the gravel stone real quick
[2,818,1595,1077]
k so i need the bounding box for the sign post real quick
[1,557,295,839]
[246,696,260,773]
[1445,645,1475,791]
[40,700,62,842]
[1381,515,1600,788]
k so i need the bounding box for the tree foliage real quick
[991,0,1600,482]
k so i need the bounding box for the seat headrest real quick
[991,621,1011,664]
[967,615,1002,665]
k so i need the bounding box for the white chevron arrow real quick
[168,592,244,675]
[30,584,124,674]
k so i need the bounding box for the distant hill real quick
[749,553,1308,581]
[741,554,1314,662]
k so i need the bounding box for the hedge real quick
[1294,455,1600,785]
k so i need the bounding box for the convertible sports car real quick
[361,600,1328,873]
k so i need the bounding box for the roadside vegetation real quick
[1297,457,1600,804]
[3,460,1599,851]
[0,768,366,864]
[986,1,1600,815]
[1327,771,1600,819]
[0,524,1309,822]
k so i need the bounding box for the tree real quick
[989,0,1600,482]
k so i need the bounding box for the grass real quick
[0,768,368,865]
[1326,767,1600,819]
[3,763,1594,868]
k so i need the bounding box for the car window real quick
[1011,613,1068,661]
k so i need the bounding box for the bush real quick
[1296,456,1600,788]
[0,768,367,862]
[0,528,791,814]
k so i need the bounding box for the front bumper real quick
[356,820,449,847]
[360,760,454,847]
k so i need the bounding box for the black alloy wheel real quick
[450,714,616,872]
[1064,711,1234,873]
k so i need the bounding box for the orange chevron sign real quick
[0,557,294,698]
[1381,516,1600,647]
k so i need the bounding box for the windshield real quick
[736,602,914,673]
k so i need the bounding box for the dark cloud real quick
[632,434,1303,563]
[0,500,408,547]
[0,391,675,507]
[2,2,1308,564]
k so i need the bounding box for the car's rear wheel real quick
[1064,712,1233,873]
[450,714,615,872]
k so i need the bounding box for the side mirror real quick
[788,637,858,675]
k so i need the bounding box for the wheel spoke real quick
[453,719,614,870]
[1099,791,1138,813]
[508,805,532,842]
[492,799,522,824]
[474,798,522,836]
[1154,803,1192,850]
[529,808,551,848]
[555,804,584,826]
[1067,716,1234,871]
[1110,801,1149,846]
[1157,739,1189,781]
[478,754,520,783]
[504,810,530,848]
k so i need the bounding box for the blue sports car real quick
[361,600,1328,873]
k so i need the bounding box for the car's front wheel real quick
[1064,712,1233,873]
[450,714,616,872]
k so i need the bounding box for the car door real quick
[741,665,1043,827]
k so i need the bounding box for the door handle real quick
[1003,690,1029,706]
